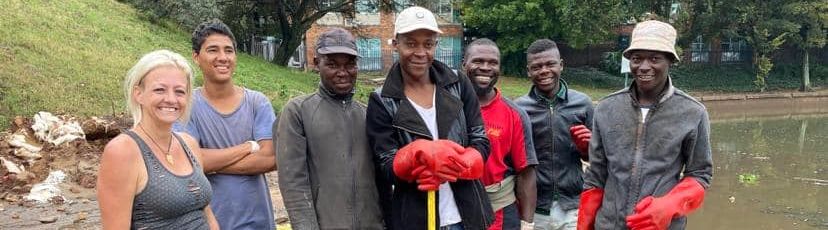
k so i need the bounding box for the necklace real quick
[138,124,174,166]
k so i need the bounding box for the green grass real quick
[0,0,323,129]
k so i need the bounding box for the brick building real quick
[303,1,463,72]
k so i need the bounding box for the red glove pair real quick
[570,125,591,160]
[577,178,705,230]
[393,139,484,191]
[626,177,706,230]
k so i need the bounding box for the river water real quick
[688,98,828,230]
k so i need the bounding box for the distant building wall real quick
[305,9,463,72]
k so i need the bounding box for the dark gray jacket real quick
[514,81,594,212]
[583,78,713,230]
[366,61,494,230]
[275,84,384,230]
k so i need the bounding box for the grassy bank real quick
[0,0,326,130]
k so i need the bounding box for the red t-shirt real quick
[479,89,536,186]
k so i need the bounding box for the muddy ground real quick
[0,114,288,229]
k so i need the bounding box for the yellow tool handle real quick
[428,190,436,230]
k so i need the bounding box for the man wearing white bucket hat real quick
[367,6,493,230]
[578,20,713,230]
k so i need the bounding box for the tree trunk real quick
[273,29,304,67]
[800,48,811,91]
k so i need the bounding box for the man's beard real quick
[472,78,497,97]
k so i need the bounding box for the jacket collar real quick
[528,79,570,106]
[627,76,676,107]
[318,82,354,102]
[383,60,463,139]
[380,60,459,99]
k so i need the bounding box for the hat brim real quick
[395,25,443,35]
[317,46,361,57]
[622,48,680,63]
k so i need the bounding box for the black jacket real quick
[514,81,594,211]
[366,61,494,230]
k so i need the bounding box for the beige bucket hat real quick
[623,20,680,62]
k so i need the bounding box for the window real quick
[320,0,336,8]
[720,37,746,63]
[356,0,378,14]
[357,38,382,71]
[394,0,411,12]
[434,0,455,23]
[435,36,461,69]
[691,35,709,63]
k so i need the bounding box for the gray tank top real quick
[126,131,213,230]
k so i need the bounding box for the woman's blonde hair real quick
[124,50,194,127]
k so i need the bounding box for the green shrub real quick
[118,0,221,29]
[599,51,623,77]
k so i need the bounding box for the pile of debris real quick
[0,112,130,205]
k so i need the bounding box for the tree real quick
[461,0,624,75]
[218,0,356,66]
[687,0,795,91]
[780,1,828,91]
[269,0,355,66]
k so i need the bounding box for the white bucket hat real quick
[623,20,680,62]
[394,6,443,35]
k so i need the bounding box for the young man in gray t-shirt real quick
[176,19,277,229]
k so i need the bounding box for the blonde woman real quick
[97,50,218,229]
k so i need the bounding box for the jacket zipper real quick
[393,125,433,140]
[549,103,558,206]
[626,106,653,227]
[343,100,359,229]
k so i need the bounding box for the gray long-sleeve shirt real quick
[584,78,713,230]
[275,85,384,230]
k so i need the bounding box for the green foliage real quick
[461,0,624,74]
[599,51,623,77]
[684,0,827,91]
[780,1,828,49]
[668,63,827,92]
[754,56,772,92]
[118,0,221,29]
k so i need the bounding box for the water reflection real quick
[688,99,827,230]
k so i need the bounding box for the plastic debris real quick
[31,112,85,146]
[1,157,25,174]
[24,170,67,203]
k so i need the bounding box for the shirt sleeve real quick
[514,104,538,166]
[252,92,277,141]
[583,108,608,189]
[173,120,200,142]
[274,98,320,229]
[682,109,713,189]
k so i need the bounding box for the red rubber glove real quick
[626,177,706,230]
[393,139,437,181]
[412,165,440,191]
[451,147,484,179]
[430,140,467,182]
[569,125,591,160]
[577,188,604,230]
